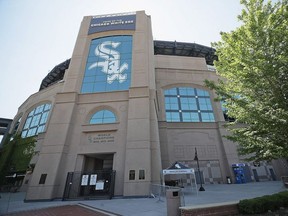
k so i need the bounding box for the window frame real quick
[21,103,52,138]
[164,87,215,122]
[89,109,117,124]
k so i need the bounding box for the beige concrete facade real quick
[10,11,288,201]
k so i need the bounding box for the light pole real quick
[194,147,205,191]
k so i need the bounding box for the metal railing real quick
[150,184,195,206]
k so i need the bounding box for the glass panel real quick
[201,112,215,122]
[179,87,194,96]
[129,170,135,180]
[139,170,145,180]
[196,89,209,96]
[170,112,180,122]
[165,97,179,110]
[90,110,116,124]
[182,112,200,122]
[83,76,96,83]
[37,125,45,133]
[164,88,177,96]
[27,127,37,137]
[180,98,197,110]
[21,130,28,138]
[21,104,51,138]
[44,104,51,111]
[28,110,34,117]
[39,112,49,125]
[34,104,45,114]
[23,117,32,129]
[199,98,213,111]
[30,114,41,127]
[81,83,94,93]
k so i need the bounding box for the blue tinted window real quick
[196,89,209,96]
[201,113,215,122]
[180,98,197,110]
[179,87,195,96]
[182,112,200,122]
[165,97,179,110]
[164,87,215,122]
[81,35,133,93]
[21,103,52,138]
[90,110,117,124]
[198,98,212,110]
[164,88,177,96]
[166,112,180,122]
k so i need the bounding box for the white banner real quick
[96,180,105,190]
[81,175,89,186]
[90,174,97,185]
[163,169,194,175]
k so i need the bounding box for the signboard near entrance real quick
[81,175,89,186]
[96,180,105,190]
[88,133,115,144]
[90,174,97,185]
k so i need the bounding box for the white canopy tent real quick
[162,161,198,194]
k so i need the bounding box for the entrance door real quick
[62,170,116,200]
[63,153,115,200]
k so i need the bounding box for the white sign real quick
[90,174,97,185]
[95,180,105,190]
[88,41,128,84]
[163,169,194,175]
[81,175,89,186]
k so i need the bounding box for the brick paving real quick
[2,205,114,216]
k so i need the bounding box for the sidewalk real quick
[0,181,286,216]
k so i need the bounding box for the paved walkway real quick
[0,181,286,216]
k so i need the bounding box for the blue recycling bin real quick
[232,163,247,184]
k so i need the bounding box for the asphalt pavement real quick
[0,181,286,216]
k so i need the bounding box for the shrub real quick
[238,191,288,214]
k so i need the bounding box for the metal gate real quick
[63,170,116,200]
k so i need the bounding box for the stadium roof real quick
[154,40,217,65]
[39,59,70,91]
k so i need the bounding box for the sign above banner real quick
[88,12,136,34]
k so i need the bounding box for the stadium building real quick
[7,11,288,201]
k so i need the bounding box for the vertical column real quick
[25,93,77,200]
[123,11,162,196]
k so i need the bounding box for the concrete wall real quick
[155,55,238,183]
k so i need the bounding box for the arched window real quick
[164,87,215,122]
[90,110,117,124]
[21,103,52,138]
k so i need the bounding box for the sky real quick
[0,0,244,120]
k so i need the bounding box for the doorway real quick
[63,153,116,200]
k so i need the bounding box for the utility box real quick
[166,189,181,216]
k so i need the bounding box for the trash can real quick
[166,189,181,216]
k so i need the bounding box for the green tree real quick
[0,134,35,185]
[205,0,288,161]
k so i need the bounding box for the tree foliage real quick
[0,134,35,184]
[205,0,288,161]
